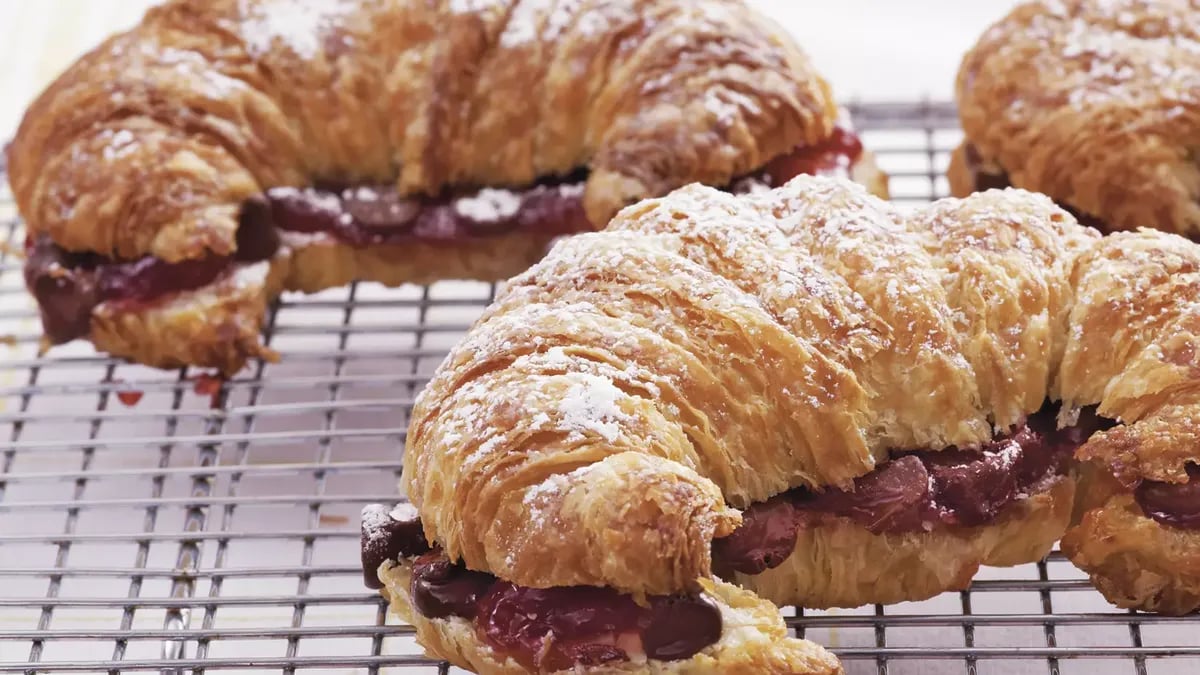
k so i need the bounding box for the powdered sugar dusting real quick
[240,0,351,59]
[1011,1,1200,112]
[388,502,418,522]
[500,0,554,48]
[102,129,137,162]
[557,373,629,442]
[450,0,505,14]
[454,188,523,222]
[361,504,393,546]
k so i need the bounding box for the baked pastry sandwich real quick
[1059,231,1200,615]
[6,0,886,375]
[362,174,1200,674]
[950,0,1200,237]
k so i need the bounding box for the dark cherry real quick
[235,195,282,262]
[360,503,431,589]
[800,454,936,534]
[95,255,229,305]
[410,552,494,620]
[266,187,346,235]
[714,403,1115,575]
[711,495,797,575]
[477,582,643,671]
[1135,465,1200,531]
[924,440,1023,527]
[641,595,722,661]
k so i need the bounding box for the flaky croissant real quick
[372,177,1200,674]
[949,0,1200,237]
[7,0,885,375]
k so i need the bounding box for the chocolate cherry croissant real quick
[365,177,1200,674]
[5,0,885,375]
[949,0,1200,236]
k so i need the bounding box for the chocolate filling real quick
[713,404,1116,577]
[25,129,863,346]
[360,504,722,670]
[1134,464,1200,531]
[961,143,1108,230]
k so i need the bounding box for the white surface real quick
[0,0,1020,138]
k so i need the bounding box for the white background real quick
[0,0,1021,138]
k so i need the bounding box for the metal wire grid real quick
[0,101,1194,675]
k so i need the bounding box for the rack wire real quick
[0,101,1195,675]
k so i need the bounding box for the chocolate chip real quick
[641,595,722,661]
[24,236,100,345]
[235,195,281,262]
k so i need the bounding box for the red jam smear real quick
[268,171,592,247]
[359,509,722,669]
[115,385,144,407]
[1134,464,1200,531]
[760,125,864,182]
[714,404,1115,576]
[267,126,865,247]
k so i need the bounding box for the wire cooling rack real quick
[0,101,1196,675]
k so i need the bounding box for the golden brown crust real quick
[378,560,844,675]
[1053,229,1200,613]
[945,142,979,199]
[7,0,836,261]
[88,258,286,374]
[1061,491,1200,615]
[733,480,1075,609]
[955,0,1200,235]
[404,178,1103,597]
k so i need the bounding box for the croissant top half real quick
[6,0,834,262]
[956,0,1200,235]
[404,176,1200,596]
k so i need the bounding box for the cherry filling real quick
[961,143,1108,230]
[1134,464,1200,531]
[714,404,1116,577]
[24,198,281,345]
[266,171,592,247]
[23,127,865,346]
[360,504,723,669]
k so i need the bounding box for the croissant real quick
[6,0,886,375]
[1058,231,1200,615]
[949,0,1200,237]
[360,175,1200,672]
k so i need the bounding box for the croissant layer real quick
[954,0,1200,236]
[8,0,836,262]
